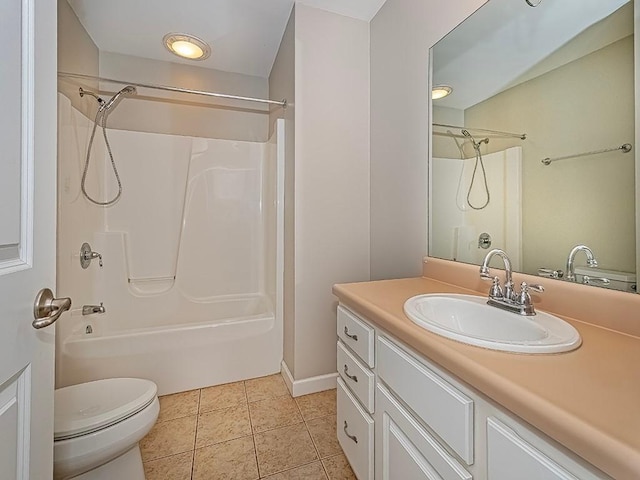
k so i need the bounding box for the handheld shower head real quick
[102,85,137,112]
[461,129,489,149]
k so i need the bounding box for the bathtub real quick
[57,294,282,395]
[56,103,285,395]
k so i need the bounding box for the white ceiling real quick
[432,0,631,111]
[67,0,387,79]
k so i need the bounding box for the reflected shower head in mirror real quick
[461,129,489,150]
[78,87,105,106]
[102,85,137,113]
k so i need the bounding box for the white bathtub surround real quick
[431,147,522,269]
[57,96,284,395]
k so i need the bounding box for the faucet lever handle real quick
[489,276,503,299]
[518,282,543,315]
[537,268,563,279]
[522,283,544,294]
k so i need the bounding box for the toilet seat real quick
[55,378,157,441]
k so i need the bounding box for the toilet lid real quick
[54,378,157,441]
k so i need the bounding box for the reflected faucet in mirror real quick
[565,245,598,282]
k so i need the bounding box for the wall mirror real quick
[429,0,638,293]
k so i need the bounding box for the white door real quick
[0,0,59,479]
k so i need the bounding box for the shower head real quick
[79,87,105,106]
[102,85,137,112]
[461,129,489,149]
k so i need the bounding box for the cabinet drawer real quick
[377,336,474,465]
[337,341,375,413]
[337,378,374,480]
[337,305,375,368]
[376,383,472,480]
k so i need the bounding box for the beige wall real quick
[56,2,105,386]
[465,36,636,274]
[268,8,296,373]
[57,0,99,118]
[293,5,370,380]
[369,0,486,280]
[99,52,270,141]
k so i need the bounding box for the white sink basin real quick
[403,294,581,354]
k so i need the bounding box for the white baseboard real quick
[281,360,338,397]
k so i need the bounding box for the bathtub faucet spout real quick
[82,303,105,315]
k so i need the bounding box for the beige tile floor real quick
[140,374,356,479]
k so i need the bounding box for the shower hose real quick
[80,106,123,206]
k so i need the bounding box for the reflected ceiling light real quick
[432,85,453,100]
[163,33,211,60]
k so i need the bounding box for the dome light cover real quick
[163,33,211,60]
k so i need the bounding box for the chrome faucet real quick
[480,249,515,301]
[480,249,544,316]
[565,245,598,282]
[82,303,105,315]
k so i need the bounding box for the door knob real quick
[33,288,72,329]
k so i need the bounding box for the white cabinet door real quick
[487,417,579,480]
[0,0,57,478]
[375,384,472,480]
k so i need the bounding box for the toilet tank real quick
[574,266,637,293]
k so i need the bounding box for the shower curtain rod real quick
[58,71,288,109]
[433,122,526,140]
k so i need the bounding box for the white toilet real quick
[53,378,159,480]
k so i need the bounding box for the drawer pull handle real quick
[343,421,358,444]
[343,364,358,382]
[344,326,358,341]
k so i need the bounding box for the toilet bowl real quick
[53,378,159,480]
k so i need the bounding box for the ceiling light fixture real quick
[432,85,453,100]
[163,33,211,60]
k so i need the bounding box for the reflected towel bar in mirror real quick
[542,143,632,166]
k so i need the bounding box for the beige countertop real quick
[333,276,640,480]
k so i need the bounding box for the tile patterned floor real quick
[140,374,356,479]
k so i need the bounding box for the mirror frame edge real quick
[635,0,640,282]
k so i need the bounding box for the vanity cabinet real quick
[336,304,611,480]
[336,306,375,480]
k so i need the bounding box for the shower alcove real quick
[56,82,285,395]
